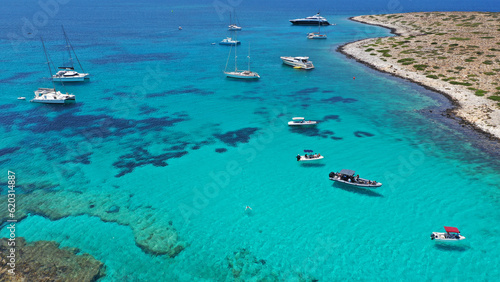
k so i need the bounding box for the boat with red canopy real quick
[431,226,465,241]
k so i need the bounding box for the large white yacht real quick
[280,56,314,69]
[290,13,330,25]
[31,88,75,104]
[52,25,90,82]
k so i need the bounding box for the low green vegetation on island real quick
[354,12,500,106]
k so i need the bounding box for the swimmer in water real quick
[245,206,252,211]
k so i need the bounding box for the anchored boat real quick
[329,169,382,188]
[297,150,324,161]
[220,37,241,46]
[288,117,318,126]
[280,56,314,69]
[431,226,466,241]
[52,25,90,82]
[290,13,330,25]
[32,38,76,104]
[224,43,260,79]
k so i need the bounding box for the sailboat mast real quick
[248,43,250,71]
[62,25,86,72]
[62,25,73,67]
[41,38,56,90]
[234,35,237,71]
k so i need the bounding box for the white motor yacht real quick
[290,13,330,25]
[431,227,466,241]
[288,117,318,126]
[280,56,314,69]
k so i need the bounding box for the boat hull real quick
[298,155,324,161]
[219,41,241,46]
[281,58,314,70]
[431,232,466,241]
[290,20,330,25]
[329,176,382,188]
[307,34,327,39]
[288,121,317,126]
[30,99,68,104]
[225,71,260,79]
[52,74,89,82]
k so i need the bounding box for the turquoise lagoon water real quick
[1,0,500,281]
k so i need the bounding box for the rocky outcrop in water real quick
[0,237,105,281]
[0,190,186,257]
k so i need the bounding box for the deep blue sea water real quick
[1,0,500,281]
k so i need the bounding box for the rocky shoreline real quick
[338,12,500,140]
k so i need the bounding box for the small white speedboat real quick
[431,226,465,241]
[329,169,382,188]
[17,97,26,100]
[288,117,318,126]
[280,56,314,69]
[297,150,324,161]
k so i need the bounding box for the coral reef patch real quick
[0,190,186,257]
[223,248,318,281]
[0,237,105,281]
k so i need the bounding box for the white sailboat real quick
[228,12,242,31]
[52,25,90,82]
[31,38,75,104]
[224,43,260,79]
[307,20,327,39]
